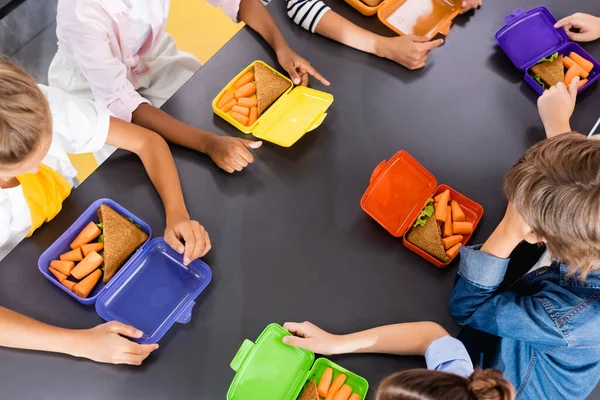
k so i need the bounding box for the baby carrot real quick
[577,79,589,89]
[451,201,465,222]
[442,235,463,250]
[333,385,353,400]
[70,222,102,249]
[349,395,362,400]
[443,206,453,238]
[235,82,256,99]
[50,260,75,275]
[73,269,102,298]
[233,71,254,89]
[49,267,68,282]
[221,98,237,113]
[81,243,103,257]
[217,91,235,108]
[435,190,450,222]
[232,105,250,117]
[248,107,258,126]
[60,248,83,262]
[433,192,445,203]
[71,251,104,280]
[562,56,576,69]
[446,243,462,258]
[326,374,347,400]
[318,368,333,397]
[62,279,76,291]
[453,222,474,235]
[237,97,257,108]
[232,112,249,126]
[570,52,594,73]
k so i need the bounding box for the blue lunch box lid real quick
[495,6,569,70]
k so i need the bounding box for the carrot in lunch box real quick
[70,251,104,280]
[232,112,249,126]
[73,269,102,298]
[577,79,589,89]
[453,222,474,235]
[49,267,68,282]
[232,105,250,117]
[234,71,254,89]
[433,192,446,203]
[446,243,462,258]
[248,107,258,126]
[435,190,450,222]
[235,82,256,99]
[333,385,353,400]
[442,235,463,250]
[443,207,453,238]
[60,247,83,262]
[326,374,347,400]
[81,242,104,256]
[570,52,594,73]
[563,56,576,69]
[221,99,237,113]
[217,91,235,108]
[70,222,102,249]
[451,201,465,222]
[318,367,334,397]
[349,394,362,400]
[61,279,77,291]
[237,97,257,108]
[50,260,75,275]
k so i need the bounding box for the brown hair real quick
[376,369,514,400]
[504,134,600,278]
[0,57,50,166]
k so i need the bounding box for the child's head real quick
[504,134,600,277]
[376,368,514,400]
[0,58,52,178]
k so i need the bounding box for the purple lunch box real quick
[495,6,600,95]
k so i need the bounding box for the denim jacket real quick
[450,245,600,400]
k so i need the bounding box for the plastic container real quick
[496,7,600,95]
[361,151,483,268]
[345,0,461,37]
[38,199,212,343]
[227,323,369,400]
[213,61,334,147]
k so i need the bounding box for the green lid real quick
[227,323,314,400]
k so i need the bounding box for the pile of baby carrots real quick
[316,368,361,400]
[48,222,104,298]
[564,52,594,87]
[216,71,258,127]
[433,190,473,259]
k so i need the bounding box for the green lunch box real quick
[227,323,369,400]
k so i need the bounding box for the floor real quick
[0,0,242,181]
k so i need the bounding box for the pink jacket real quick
[55,0,241,121]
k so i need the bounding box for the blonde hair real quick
[0,57,50,165]
[504,134,600,278]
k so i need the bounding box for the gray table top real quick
[1,1,599,399]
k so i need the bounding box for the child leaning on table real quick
[285,0,481,70]
[0,58,209,364]
[49,0,329,171]
[282,321,514,400]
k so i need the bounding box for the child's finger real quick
[420,38,444,51]
[240,139,262,149]
[108,321,143,338]
[282,334,311,349]
[554,16,574,29]
[180,228,197,266]
[199,231,211,257]
[303,64,330,86]
[569,76,580,101]
[164,229,185,254]
[286,65,302,85]
[409,35,431,43]
[283,321,313,337]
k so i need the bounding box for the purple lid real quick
[495,7,569,70]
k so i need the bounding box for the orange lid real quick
[378,0,461,37]
[361,151,437,237]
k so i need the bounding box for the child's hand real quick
[482,203,536,258]
[164,217,211,265]
[282,321,341,355]
[207,136,262,173]
[375,35,444,70]
[461,0,482,14]
[538,80,578,138]
[73,322,158,365]
[276,46,330,87]
[555,13,600,42]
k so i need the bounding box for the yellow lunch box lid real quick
[212,61,334,147]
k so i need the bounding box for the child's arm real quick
[555,13,600,42]
[236,0,329,86]
[105,117,211,264]
[537,80,578,138]
[285,0,443,70]
[0,306,157,365]
[282,321,448,356]
[460,0,482,14]
[132,104,262,174]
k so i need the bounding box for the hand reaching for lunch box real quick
[537,79,578,138]
[282,322,342,356]
[461,0,482,14]
[276,46,330,87]
[164,216,211,266]
[206,136,263,173]
[555,13,600,42]
[375,35,444,70]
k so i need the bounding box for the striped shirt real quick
[286,0,331,33]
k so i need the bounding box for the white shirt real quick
[528,250,553,274]
[0,85,110,261]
